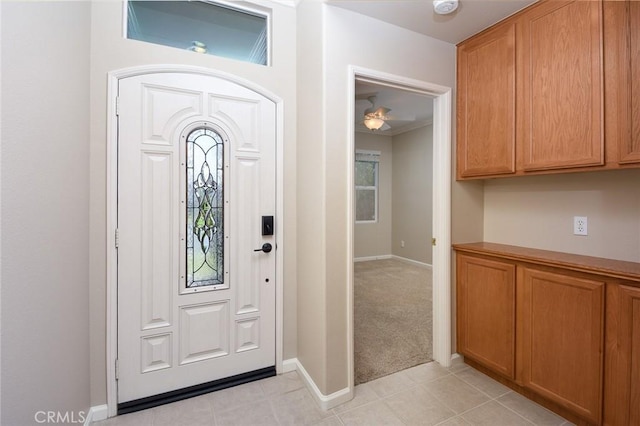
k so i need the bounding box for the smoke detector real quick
[433,0,458,15]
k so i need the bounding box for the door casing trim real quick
[348,66,452,391]
[105,65,285,418]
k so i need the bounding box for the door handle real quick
[254,243,272,253]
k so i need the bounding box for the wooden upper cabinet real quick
[519,0,604,171]
[457,23,516,178]
[605,0,640,165]
[604,283,640,426]
[519,267,604,424]
[631,2,640,163]
[457,254,516,379]
[456,0,640,178]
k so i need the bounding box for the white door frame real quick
[347,66,452,390]
[105,65,285,417]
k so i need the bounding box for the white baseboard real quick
[85,404,108,425]
[353,255,392,262]
[282,358,353,411]
[282,358,298,373]
[392,255,433,270]
[353,254,432,270]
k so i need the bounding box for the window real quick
[127,1,269,66]
[355,150,380,223]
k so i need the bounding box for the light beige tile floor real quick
[95,360,575,426]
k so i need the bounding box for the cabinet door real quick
[519,268,604,424]
[605,0,640,165]
[457,254,515,378]
[520,1,604,171]
[457,23,516,178]
[604,284,640,426]
[631,1,640,163]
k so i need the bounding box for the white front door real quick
[116,72,276,404]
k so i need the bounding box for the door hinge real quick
[115,228,120,249]
[115,359,120,380]
[115,96,120,116]
[432,238,436,246]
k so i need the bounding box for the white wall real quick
[1,2,91,424]
[484,169,640,262]
[392,125,433,265]
[354,133,392,259]
[87,0,297,407]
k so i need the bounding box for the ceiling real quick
[326,0,536,45]
[342,0,537,136]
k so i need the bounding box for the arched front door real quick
[116,72,277,408]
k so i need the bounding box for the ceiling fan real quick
[357,94,416,132]
[362,95,392,131]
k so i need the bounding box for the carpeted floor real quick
[354,258,433,385]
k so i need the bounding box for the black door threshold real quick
[117,366,276,415]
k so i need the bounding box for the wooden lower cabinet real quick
[518,267,604,424]
[604,283,640,425]
[456,254,515,378]
[452,243,640,425]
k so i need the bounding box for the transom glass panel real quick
[186,128,225,288]
[127,1,269,66]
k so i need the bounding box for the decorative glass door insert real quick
[182,126,229,292]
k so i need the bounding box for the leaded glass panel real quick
[186,128,224,288]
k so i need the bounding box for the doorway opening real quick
[353,81,435,384]
[347,67,452,391]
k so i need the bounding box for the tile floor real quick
[95,360,574,426]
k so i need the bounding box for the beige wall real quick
[392,125,433,265]
[484,169,640,263]
[1,2,91,424]
[296,0,327,392]
[294,3,483,395]
[354,133,393,259]
[354,126,434,264]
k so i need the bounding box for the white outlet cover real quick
[573,216,588,236]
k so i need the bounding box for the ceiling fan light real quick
[364,117,385,130]
[433,0,458,15]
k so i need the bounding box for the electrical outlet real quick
[574,216,588,236]
[401,240,405,248]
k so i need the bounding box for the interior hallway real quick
[95,359,573,426]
